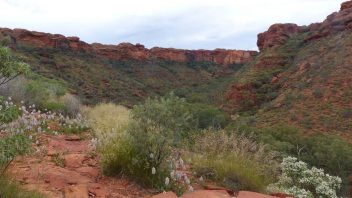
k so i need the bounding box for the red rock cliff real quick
[258,0,352,51]
[257,24,302,51]
[0,28,257,65]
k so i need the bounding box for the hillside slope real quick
[226,0,352,140]
[0,28,256,106]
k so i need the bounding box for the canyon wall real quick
[0,28,257,65]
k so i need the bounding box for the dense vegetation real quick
[1,38,244,106]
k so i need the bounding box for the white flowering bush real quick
[267,156,342,198]
[165,150,194,194]
[2,106,87,136]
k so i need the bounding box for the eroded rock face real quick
[257,0,352,50]
[0,28,257,65]
[257,23,301,51]
[150,47,257,65]
[305,2,352,41]
[341,0,352,11]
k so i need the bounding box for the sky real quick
[0,0,346,50]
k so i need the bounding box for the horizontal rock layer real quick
[0,28,257,65]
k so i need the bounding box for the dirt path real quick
[7,133,150,198]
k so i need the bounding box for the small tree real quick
[0,46,30,87]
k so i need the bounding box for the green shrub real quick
[0,46,30,87]
[0,134,32,170]
[0,176,44,198]
[93,95,196,192]
[0,72,68,112]
[0,97,21,126]
[42,101,66,112]
[24,78,66,111]
[124,93,195,188]
[185,103,230,129]
[85,103,132,174]
[191,129,279,192]
[131,93,195,144]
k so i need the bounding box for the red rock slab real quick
[64,184,89,198]
[63,153,87,168]
[43,166,91,189]
[46,135,91,156]
[152,191,178,198]
[182,190,231,198]
[237,191,278,198]
[75,166,100,178]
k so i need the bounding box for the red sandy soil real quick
[7,133,150,198]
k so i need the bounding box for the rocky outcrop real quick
[257,23,301,51]
[257,0,352,51]
[226,83,256,110]
[0,28,257,65]
[305,0,352,42]
[341,0,352,10]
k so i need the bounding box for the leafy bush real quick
[185,103,230,129]
[0,73,69,113]
[131,93,195,144]
[91,95,196,192]
[24,76,67,111]
[268,157,342,198]
[191,129,279,192]
[0,133,32,172]
[0,97,21,126]
[124,93,195,188]
[0,46,30,87]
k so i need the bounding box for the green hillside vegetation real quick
[4,40,244,106]
[227,31,352,139]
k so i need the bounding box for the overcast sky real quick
[0,0,346,50]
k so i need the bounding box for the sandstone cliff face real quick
[305,0,352,42]
[258,0,352,51]
[0,28,257,65]
[257,23,302,51]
